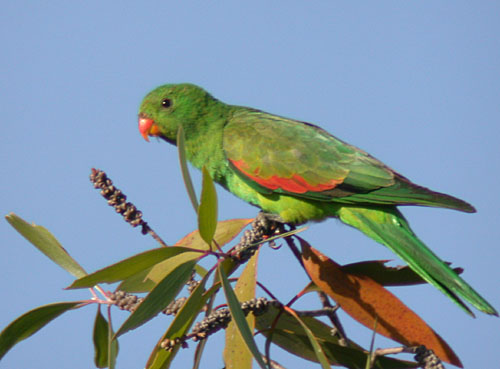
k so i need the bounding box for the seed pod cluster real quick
[232,212,280,263]
[90,168,151,234]
[189,297,280,342]
[108,290,144,312]
[164,297,187,316]
[160,297,281,351]
[414,345,444,369]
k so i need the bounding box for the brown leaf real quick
[300,239,462,368]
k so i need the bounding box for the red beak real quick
[139,116,155,142]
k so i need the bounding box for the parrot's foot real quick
[231,212,285,263]
[258,211,286,225]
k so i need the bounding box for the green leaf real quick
[115,258,198,338]
[5,213,87,278]
[93,307,108,368]
[146,272,214,369]
[194,264,208,278]
[342,260,463,286]
[256,306,417,369]
[175,219,253,250]
[108,315,119,369]
[366,318,378,369]
[68,247,192,289]
[191,282,221,369]
[0,301,82,359]
[93,307,118,368]
[147,218,253,285]
[117,267,156,293]
[285,307,331,369]
[224,252,259,369]
[146,251,201,285]
[218,265,267,369]
[177,126,199,213]
[198,167,218,246]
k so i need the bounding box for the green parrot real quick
[138,83,496,317]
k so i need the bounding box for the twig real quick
[284,233,348,346]
[369,345,445,369]
[317,291,348,346]
[293,305,339,318]
[261,355,287,369]
[284,232,304,268]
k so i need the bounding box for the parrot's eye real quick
[161,98,172,108]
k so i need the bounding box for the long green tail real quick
[336,205,497,316]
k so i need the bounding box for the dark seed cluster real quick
[90,168,151,235]
[108,290,144,312]
[187,270,201,293]
[231,212,281,263]
[189,297,280,343]
[190,306,232,342]
[160,297,281,351]
[160,337,187,351]
[164,297,187,316]
[414,346,444,369]
[109,290,190,317]
[240,296,276,316]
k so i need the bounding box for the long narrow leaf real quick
[147,218,253,285]
[177,126,198,213]
[194,264,208,278]
[5,213,86,278]
[198,167,218,246]
[115,259,198,338]
[218,266,267,369]
[146,251,201,285]
[224,252,259,369]
[108,310,118,369]
[93,307,108,368]
[256,305,417,368]
[117,267,156,293]
[0,301,82,359]
[93,307,118,368]
[285,307,331,369]
[300,239,461,367]
[145,272,213,369]
[341,260,464,287]
[192,283,219,369]
[175,218,253,250]
[69,247,192,289]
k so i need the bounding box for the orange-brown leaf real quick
[300,239,462,367]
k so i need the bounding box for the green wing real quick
[223,109,475,212]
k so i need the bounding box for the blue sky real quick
[1,2,499,368]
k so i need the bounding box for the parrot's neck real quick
[182,105,234,185]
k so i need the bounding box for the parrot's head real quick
[138,83,218,144]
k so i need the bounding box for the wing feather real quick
[223,109,394,199]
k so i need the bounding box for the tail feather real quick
[332,175,476,213]
[337,206,497,316]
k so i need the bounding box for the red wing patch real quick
[230,159,341,194]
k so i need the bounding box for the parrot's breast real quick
[225,172,335,224]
